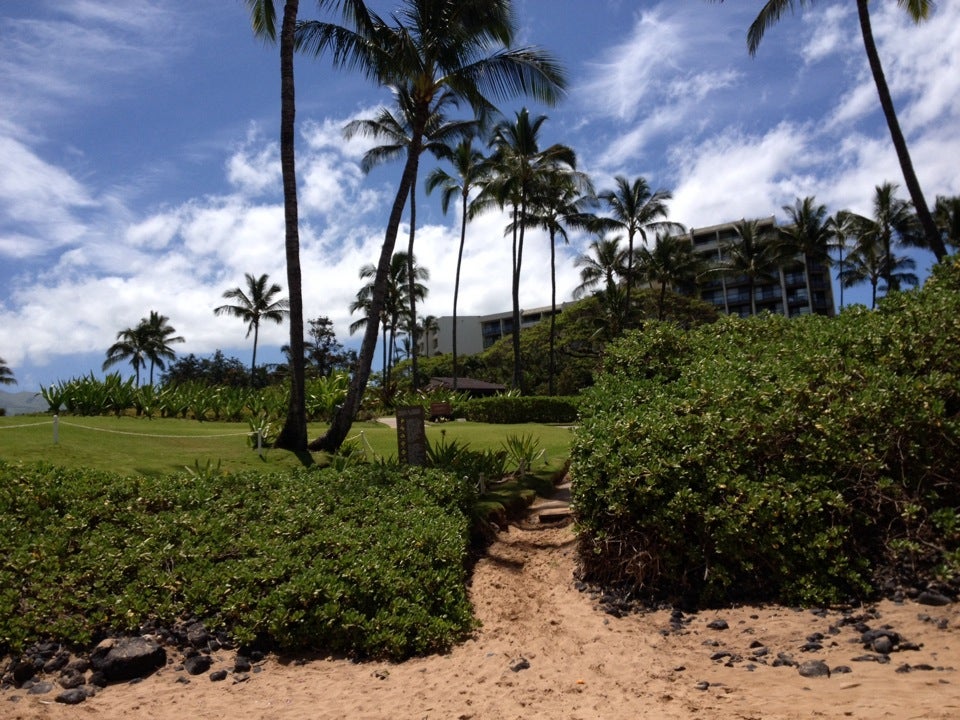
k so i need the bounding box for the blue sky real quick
[1,0,958,392]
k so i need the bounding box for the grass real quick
[0,414,575,478]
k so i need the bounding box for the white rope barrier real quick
[0,417,249,439]
[0,420,53,430]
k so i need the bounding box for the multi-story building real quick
[686,217,835,318]
[419,217,836,357]
[418,304,568,358]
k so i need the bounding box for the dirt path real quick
[7,494,960,719]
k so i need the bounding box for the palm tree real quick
[711,219,786,316]
[103,324,150,386]
[933,195,960,253]
[0,357,16,386]
[426,134,488,391]
[828,209,857,309]
[482,108,576,391]
[868,182,919,291]
[574,235,628,299]
[297,0,566,452]
[214,273,289,385]
[779,196,834,315]
[246,0,307,450]
[596,175,682,312]
[416,314,439,359]
[141,311,185,386]
[636,232,701,321]
[344,86,473,391]
[839,218,917,308]
[716,0,947,261]
[349,252,427,385]
[522,164,595,395]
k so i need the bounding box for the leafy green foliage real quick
[0,461,476,660]
[501,433,545,478]
[461,395,580,424]
[573,258,960,606]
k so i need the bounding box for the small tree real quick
[214,272,289,385]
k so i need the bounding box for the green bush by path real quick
[572,258,960,607]
[460,396,581,424]
[0,461,476,660]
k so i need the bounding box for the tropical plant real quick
[245,0,308,452]
[635,232,701,321]
[141,311,185,385]
[828,209,858,309]
[0,357,15,386]
[426,133,489,391]
[596,175,682,312]
[709,219,786,316]
[714,0,947,261]
[102,323,150,386]
[344,85,474,390]
[778,196,834,315]
[934,195,960,252]
[349,252,427,386]
[481,108,576,393]
[214,272,289,385]
[298,0,566,452]
[522,164,595,394]
[573,235,628,300]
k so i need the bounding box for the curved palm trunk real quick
[313,133,423,452]
[452,189,469,392]
[625,229,635,314]
[658,281,668,321]
[856,0,945,261]
[274,0,307,451]
[407,183,420,391]
[803,255,814,314]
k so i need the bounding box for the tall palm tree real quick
[596,175,682,312]
[934,195,960,252]
[246,0,307,450]
[522,164,595,395]
[574,235,628,300]
[715,0,947,261]
[297,0,566,452]
[349,252,427,385]
[214,273,289,385]
[839,216,918,307]
[416,314,439,359]
[868,181,919,291]
[711,219,786,316]
[344,85,473,391]
[141,311,185,386]
[426,134,488,391]
[482,108,576,392]
[828,209,857,310]
[0,357,17,386]
[103,323,150,386]
[779,196,834,314]
[636,232,700,321]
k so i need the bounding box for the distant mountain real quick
[0,390,47,416]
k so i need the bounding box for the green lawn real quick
[0,414,575,477]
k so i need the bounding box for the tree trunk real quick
[548,228,557,396]
[452,189,468,392]
[312,132,422,452]
[857,0,946,261]
[511,203,524,392]
[250,322,259,385]
[625,229,635,315]
[274,0,307,451]
[407,182,420,391]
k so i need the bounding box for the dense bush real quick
[0,462,476,659]
[461,395,581,424]
[572,258,960,607]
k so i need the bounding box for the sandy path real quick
[6,513,960,719]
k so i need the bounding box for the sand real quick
[5,503,960,720]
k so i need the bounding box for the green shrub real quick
[461,395,580,424]
[572,258,960,607]
[0,461,476,659]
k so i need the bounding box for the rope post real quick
[53,415,59,445]
[257,430,264,459]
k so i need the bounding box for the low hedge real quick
[572,258,960,607]
[0,462,476,659]
[460,395,580,424]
